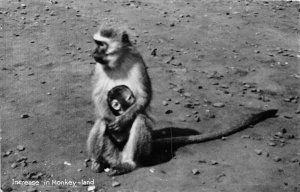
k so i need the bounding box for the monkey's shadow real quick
[142,127,200,166]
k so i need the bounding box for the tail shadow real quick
[141,127,200,166]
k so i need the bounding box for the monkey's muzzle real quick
[93,49,109,65]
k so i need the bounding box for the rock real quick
[273,156,281,162]
[3,150,13,157]
[112,181,121,187]
[87,185,96,191]
[267,141,276,146]
[11,163,18,169]
[151,48,157,56]
[290,157,299,163]
[149,168,155,173]
[282,113,293,119]
[194,116,201,122]
[274,132,283,138]
[16,156,27,162]
[17,145,25,151]
[241,135,250,139]
[184,103,194,109]
[50,11,56,16]
[165,109,173,114]
[210,160,218,165]
[254,149,263,155]
[20,114,30,118]
[27,187,38,192]
[183,92,191,97]
[192,169,200,175]
[174,100,180,104]
[162,101,168,106]
[212,102,225,108]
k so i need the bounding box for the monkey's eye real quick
[126,95,135,104]
[94,40,108,48]
[111,100,121,111]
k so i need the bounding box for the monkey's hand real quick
[108,115,129,132]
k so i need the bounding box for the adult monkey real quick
[87,27,153,176]
[87,27,278,176]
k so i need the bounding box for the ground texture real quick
[1,0,300,192]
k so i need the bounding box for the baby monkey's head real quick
[107,85,135,116]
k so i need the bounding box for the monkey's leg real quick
[87,119,107,173]
[109,114,152,176]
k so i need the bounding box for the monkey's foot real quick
[108,163,135,176]
[91,161,105,173]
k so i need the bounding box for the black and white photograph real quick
[1,0,299,191]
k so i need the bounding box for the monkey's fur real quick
[87,27,278,176]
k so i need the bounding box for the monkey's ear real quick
[121,31,130,44]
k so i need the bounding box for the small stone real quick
[282,113,293,119]
[47,92,52,95]
[273,156,281,162]
[87,185,96,191]
[170,23,175,27]
[151,49,157,56]
[77,169,82,172]
[267,141,276,146]
[21,4,26,8]
[112,181,121,187]
[275,132,283,138]
[162,101,168,106]
[254,149,263,155]
[210,160,218,165]
[192,169,200,175]
[221,137,227,140]
[194,117,201,122]
[184,103,194,109]
[17,145,25,151]
[149,168,155,173]
[290,157,299,163]
[3,150,13,157]
[21,114,30,118]
[174,100,180,104]
[183,92,191,97]
[16,156,27,162]
[50,11,56,16]
[213,102,225,108]
[64,161,71,166]
[11,163,18,169]
[27,187,38,192]
[254,50,260,53]
[165,109,173,114]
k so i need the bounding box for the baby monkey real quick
[107,85,136,144]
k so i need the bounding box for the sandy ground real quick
[1,0,300,191]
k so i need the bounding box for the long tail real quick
[153,108,278,145]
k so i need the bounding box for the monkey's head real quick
[107,85,135,116]
[93,27,132,68]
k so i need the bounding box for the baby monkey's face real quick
[107,85,135,116]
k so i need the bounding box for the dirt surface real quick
[1,0,300,191]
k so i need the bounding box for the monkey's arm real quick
[153,108,278,145]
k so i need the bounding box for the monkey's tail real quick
[153,108,278,146]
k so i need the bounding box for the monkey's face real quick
[93,28,131,68]
[107,85,135,116]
